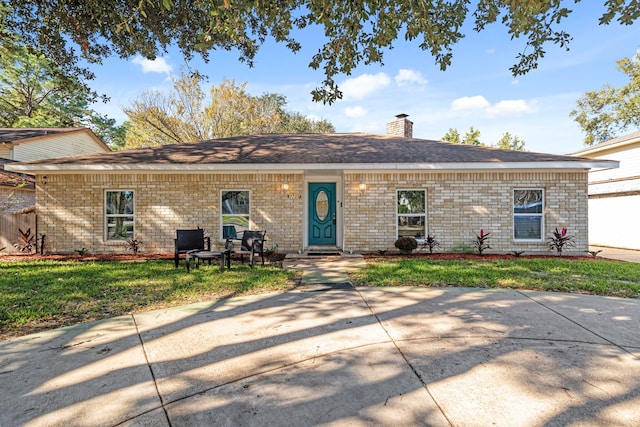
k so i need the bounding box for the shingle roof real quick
[16,133,593,162]
[0,159,35,188]
[571,130,640,155]
[0,128,80,143]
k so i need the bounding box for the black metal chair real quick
[235,230,266,267]
[174,229,211,268]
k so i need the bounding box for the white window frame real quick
[513,188,544,242]
[104,190,135,242]
[396,189,427,239]
[221,189,251,240]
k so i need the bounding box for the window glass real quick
[397,190,426,239]
[105,190,134,241]
[222,190,250,238]
[513,189,543,240]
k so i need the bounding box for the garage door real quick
[589,195,640,250]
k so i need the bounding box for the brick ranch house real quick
[7,116,616,256]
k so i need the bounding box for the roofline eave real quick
[5,160,619,173]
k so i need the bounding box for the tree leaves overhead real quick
[570,50,640,145]
[5,1,638,104]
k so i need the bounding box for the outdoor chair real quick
[223,225,238,240]
[174,229,211,268]
[234,230,266,267]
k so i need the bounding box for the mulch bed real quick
[362,252,594,261]
[0,253,173,262]
[0,252,291,263]
[1,251,595,262]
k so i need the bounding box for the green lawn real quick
[350,257,640,298]
[2,256,639,340]
[0,259,298,340]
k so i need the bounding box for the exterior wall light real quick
[359,180,366,193]
[283,178,289,191]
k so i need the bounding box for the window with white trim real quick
[513,189,543,240]
[221,190,250,239]
[397,190,426,239]
[105,190,134,241]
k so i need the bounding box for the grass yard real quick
[2,256,640,340]
[0,259,298,340]
[350,257,640,298]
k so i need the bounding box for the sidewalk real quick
[1,256,639,426]
[590,245,640,263]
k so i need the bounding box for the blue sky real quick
[87,3,640,155]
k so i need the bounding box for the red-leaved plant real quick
[473,229,491,255]
[548,227,575,255]
[422,234,440,253]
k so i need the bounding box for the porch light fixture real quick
[359,180,366,193]
[283,178,289,191]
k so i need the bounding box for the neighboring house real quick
[0,128,111,209]
[572,131,640,250]
[7,116,615,255]
[1,128,111,252]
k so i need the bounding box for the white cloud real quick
[395,69,428,86]
[451,96,490,111]
[487,100,538,117]
[340,73,391,100]
[344,106,368,118]
[132,56,173,75]
[450,96,537,118]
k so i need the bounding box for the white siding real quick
[12,132,108,161]
[577,136,640,249]
[589,195,640,250]
[588,142,640,194]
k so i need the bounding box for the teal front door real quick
[309,182,336,245]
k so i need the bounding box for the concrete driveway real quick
[1,285,639,426]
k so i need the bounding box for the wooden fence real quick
[0,211,37,254]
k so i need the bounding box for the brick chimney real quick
[386,114,413,138]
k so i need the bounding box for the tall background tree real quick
[442,126,484,146]
[0,21,126,147]
[4,1,638,104]
[123,72,334,148]
[442,127,526,150]
[570,50,640,145]
[496,132,526,150]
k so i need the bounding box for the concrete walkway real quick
[589,245,640,263]
[1,256,640,426]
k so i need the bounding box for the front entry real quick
[308,182,336,245]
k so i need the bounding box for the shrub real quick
[473,229,491,255]
[14,227,35,253]
[125,238,143,255]
[75,247,89,257]
[395,236,418,252]
[421,234,440,253]
[548,227,574,255]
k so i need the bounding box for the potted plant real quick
[394,236,418,254]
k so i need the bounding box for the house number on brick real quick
[287,193,302,199]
